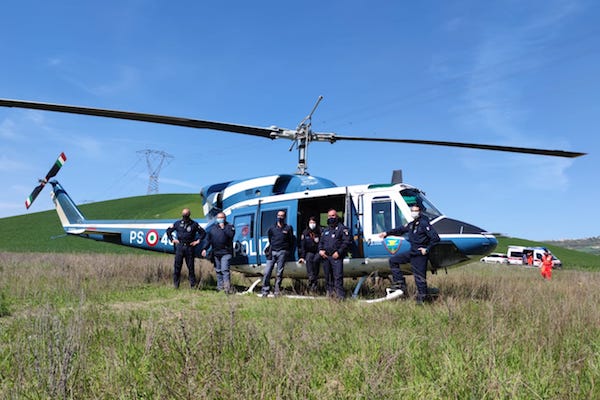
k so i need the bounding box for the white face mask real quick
[309,223,316,230]
[410,211,420,219]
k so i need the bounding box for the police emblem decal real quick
[384,237,402,254]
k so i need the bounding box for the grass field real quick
[1,195,599,397]
[1,252,599,399]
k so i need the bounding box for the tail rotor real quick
[25,152,67,209]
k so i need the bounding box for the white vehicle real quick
[507,246,562,268]
[480,253,509,264]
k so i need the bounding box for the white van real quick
[507,245,562,268]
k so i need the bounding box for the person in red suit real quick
[541,251,554,280]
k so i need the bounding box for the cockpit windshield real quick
[400,188,443,220]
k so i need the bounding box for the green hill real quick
[0,193,202,253]
[1,196,598,270]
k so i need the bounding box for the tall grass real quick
[1,252,599,399]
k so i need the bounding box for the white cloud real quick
[0,118,19,140]
[89,65,141,96]
[0,155,30,173]
[50,60,141,97]
[159,177,199,189]
[0,201,25,215]
[457,2,581,189]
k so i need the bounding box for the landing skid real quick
[361,288,405,303]
[237,278,262,295]
[237,277,404,303]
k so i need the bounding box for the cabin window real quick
[233,214,254,240]
[261,209,283,236]
[372,197,392,233]
[372,196,407,233]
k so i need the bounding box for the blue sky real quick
[1,1,598,240]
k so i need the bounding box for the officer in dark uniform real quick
[261,210,294,297]
[319,209,351,299]
[202,212,235,293]
[379,203,440,303]
[298,216,322,293]
[166,208,206,289]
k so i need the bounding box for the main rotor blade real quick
[330,135,586,158]
[0,98,278,139]
[1,98,585,158]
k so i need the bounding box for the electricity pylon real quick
[137,149,174,194]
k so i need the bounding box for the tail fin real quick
[50,181,86,227]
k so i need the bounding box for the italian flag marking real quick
[56,152,67,167]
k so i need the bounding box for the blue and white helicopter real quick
[2,97,585,296]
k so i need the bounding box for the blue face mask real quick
[327,217,337,226]
[216,218,225,224]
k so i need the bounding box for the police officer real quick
[166,208,206,289]
[202,212,235,293]
[261,210,294,297]
[319,209,351,299]
[298,216,321,293]
[379,203,440,304]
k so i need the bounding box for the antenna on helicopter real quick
[137,149,174,194]
[289,95,324,175]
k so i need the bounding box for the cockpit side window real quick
[400,189,442,219]
[395,201,407,227]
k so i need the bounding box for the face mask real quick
[277,217,285,224]
[309,223,316,230]
[410,211,420,219]
[216,218,225,224]
[327,217,337,226]
[182,214,190,220]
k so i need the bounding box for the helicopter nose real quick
[432,217,498,255]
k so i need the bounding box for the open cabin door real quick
[296,191,363,258]
[345,189,364,259]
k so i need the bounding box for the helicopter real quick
[0,97,586,296]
